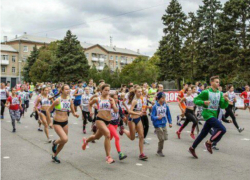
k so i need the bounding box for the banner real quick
[164,91,179,102]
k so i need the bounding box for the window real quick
[110,55,113,60]
[12,67,16,73]
[1,55,8,60]
[116,61,118,65]
[23,56,27,62]
[85,53,89,58]
[23,46,28,52]
[12,56,16,62]
[131,57,133,61]
[1,66,6,73]
[116,56,118,60]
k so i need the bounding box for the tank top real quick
[185,95,195,108]
[98,97,111,112]
[111,104,119,120]
[18,91,26,104]
[40,96,52,107]
[227,91,235,103]
[0,88,8,100]
[81,93,92,112]
[75,88,84,100]
[24,91,30,101]
[133,97,143,111]
[55,97,71,112]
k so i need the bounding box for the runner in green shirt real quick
[189,76,229,159]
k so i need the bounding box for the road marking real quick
[136,163,143,166]
[73,123,78,125]
[3,156,10,159]
[203,150,207,152]
[49,135,53,137]
[86,146,89,149]
[241,138,250,141]
[186,131,191,133]
[146,138,152,140]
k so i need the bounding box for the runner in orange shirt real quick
[177,84,188,126]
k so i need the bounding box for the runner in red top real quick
[239,85,250,112]
[176,84,188,126]
[5,88,22,132]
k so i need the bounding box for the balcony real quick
[99,58,105,63]
[97,66,104,71]
[120,60,128,65]
[92,57,98,62]
[1,60,9,65]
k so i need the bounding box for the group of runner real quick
[0,76,249,163]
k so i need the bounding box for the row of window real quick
[1,55,16,62]
[86,53,134,61]
[1,66,16,73]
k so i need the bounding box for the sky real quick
[1,0,227,56]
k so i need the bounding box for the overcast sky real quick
[1,0,227,56]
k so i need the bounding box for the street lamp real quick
[18,60,22,82]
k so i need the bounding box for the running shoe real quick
[17,121,21,124]
[238,127,244,133]
[190,133,195,140]
[144,140,150,145]
[91,140,96,143]
[82,137,88,150]
[52,140,57,153]
[119,126,124,136]
[48,139,52,143]
[83,129,86,134]
[156,151,165,157]
[176,131,181,139]
[212,146,219,150]
[12,128,16,133]
[188,147,198,159]
[119,152,127,160]
[205,141,213,154]
[30,112,34,118]
[139,153,148,160]
[52,156,60,163]
[38,128,43,132]
[1,115,4,119]
[106,156,115,164]
[176,115,180,125]
[198,121,203,125]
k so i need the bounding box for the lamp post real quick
[18,60,22,82]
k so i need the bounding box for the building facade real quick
[1,33,147,87]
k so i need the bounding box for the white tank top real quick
[111,104,119,120]
[133,98,142,111]
[0,89,7,100]
[41,96,52,107]
[186,96,195,108]
[227,91,235,103]
[81,94,92,112]
[98,97,111,111]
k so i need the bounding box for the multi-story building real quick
[1,33,147,86]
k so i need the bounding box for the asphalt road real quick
[1,98,250,180]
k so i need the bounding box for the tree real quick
[181,12,199,82]
[88,64,101,83]
[120,56,158,85]
[196,0,222,79]
[22,45,39,82]
[50,30,90,82]
[100,64,112,84]
[158,0,187,89]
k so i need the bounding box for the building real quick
[1,33,147,86]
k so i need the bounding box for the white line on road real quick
[241,138,250,141]
[136,163,143,166]
[3,156,10,159]
[49,135,53,137]
[73,123,78,124]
